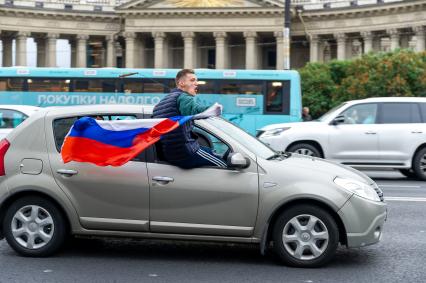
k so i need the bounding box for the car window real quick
[193,126,230,160]
[418,103,426,123]
[0,109,28,129]
[52,115,145,162]
[339,103,377,124]
[380,103,421,124]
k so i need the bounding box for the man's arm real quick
[177,94,209,116]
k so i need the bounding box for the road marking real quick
[378,185,421,188]
[385,196,426,202]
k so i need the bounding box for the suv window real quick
[419,103,426,122]
[53,115,145,162]
[339,103,377,124]
[379,103,421,124]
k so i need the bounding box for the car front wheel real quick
[287,143,321,157]
[413,148,426,181]
[3,196,67,257]
[272,205,339,268]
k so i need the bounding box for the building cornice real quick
[116,7,284,16]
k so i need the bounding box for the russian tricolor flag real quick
[61,116,193,166]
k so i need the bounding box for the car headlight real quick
[259,127,290,138]
[334,177,380,202]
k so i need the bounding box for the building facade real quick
[0,0,425,69]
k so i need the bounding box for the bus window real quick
[143,81,166,93]
[265,81,290,114]
[123,80,143,94]
[219,80,263,95]
[73,79,117,92]
[197,80,216,94]
[27,79,70,92]
[0,78,24,91]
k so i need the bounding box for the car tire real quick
[272,205,339,268]
[3,196,67,257]
[399,169,417,179]
[287,143,321,157]
[413,148,426,181]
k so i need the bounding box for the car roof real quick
[43,104,154,116]
[348,97,426,104]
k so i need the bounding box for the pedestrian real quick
[152,69,227,169]
[302,106,312,121]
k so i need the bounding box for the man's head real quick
[175,69,198,96]
[303,107,310,114]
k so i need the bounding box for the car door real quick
[327,103,380,164]
[377,102,425,164]
[146,125,259,237]
[46,114,150,232]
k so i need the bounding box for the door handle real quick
[411,131,423,134]
[56,169,78,176]
[365,131,377,135]
[152,176,174,183]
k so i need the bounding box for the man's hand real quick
[193,103,223,120]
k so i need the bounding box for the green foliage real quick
[299,49,426,118]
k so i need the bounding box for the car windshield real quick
[317,102,347,122]
[206,117,276,159]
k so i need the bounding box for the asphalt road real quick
[0,171,425,283]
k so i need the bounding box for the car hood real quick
[260,121,322,131]
[275,153,374,185]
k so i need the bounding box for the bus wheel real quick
[287,143,321,157]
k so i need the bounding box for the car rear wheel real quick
[287,143,321,157]
[272,205,339,268]
[3,196,67,257]
[413,148,426,181]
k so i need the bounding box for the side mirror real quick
[227,152,250,169]
[332,115,345,125]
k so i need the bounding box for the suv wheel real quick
[413,148,426,181]
[287,143,321,157]
[399,169,417,179]
[272,205,339,268]
[3,196,67,257]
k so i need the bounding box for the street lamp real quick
[283,0,291,70]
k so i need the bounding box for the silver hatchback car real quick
[0,105,386,267]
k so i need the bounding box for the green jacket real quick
[177,92,209,116]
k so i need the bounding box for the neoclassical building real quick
[0,0,425,69]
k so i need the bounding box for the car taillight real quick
[0,139,10,176]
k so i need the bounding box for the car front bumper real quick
[338,194,387,248]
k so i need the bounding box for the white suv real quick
[258,97,426,180]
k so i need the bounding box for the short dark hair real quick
[175,69,195,85]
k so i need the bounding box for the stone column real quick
[16,31,30,66]
[152,31,165,69]
[124,32,136,68]
[309,34,319,63]
[361,31,373,53]
[34,37,46,67]
[413,26,425,52]
[213,31,227,69]
[46,33,59,67]
[334,33,346,61]
[2,36,13,67]
[387,29,400,50]
[76,34,89,68]
[182,31,195,69]
[274,31,284,70]
[243,31,257,70]
[69,40,76,68]
[106,35,116,67]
